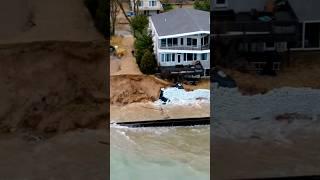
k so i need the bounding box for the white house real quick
[131,0,163,16]
[212,0,320,51]
[149,8,210,76]
[288,0,320,50]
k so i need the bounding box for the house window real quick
[205,69,210,76]
[264,41,275,51]
[139,1,143,7]
[180,38,184,45]
[275,42,287,52]
[253,62,265,70]
[187,53,193,61]
[273,62,280,70]
[239,42,249,52]
[173,38,178,46]
[149,0,156,6]
[161,54,165,62]
[166,54,171,62]
[201,53,207,60]
[204,36,209,45]
[216,0,226,4]
[172,54,175,62]
[215,0,228,7]
[193,53,197,60]
[161,39,166,47]
[192,39,197,46]
[265,42,275,48]
[250,42,264,52]
[168,38,172,47]
[187,38,192,46]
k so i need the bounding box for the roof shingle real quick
[150,8,210,37]
[289,0,320,22]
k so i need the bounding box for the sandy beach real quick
[0,0,102,44]
[0,0,109,179]
[111,102,210,122]
[212,84,320,179]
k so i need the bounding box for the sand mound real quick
[110,75,170,105]
[0,41,108,133]
[0,0,102,44]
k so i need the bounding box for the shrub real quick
[134,32,154,65]
[140,50,157,74]
[194,0,210,11]
[163,4,174,12]
[130,15,149,37]
[131,16,157,74]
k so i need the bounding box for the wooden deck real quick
[159,64,204,76]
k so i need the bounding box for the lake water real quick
[110,125,210,180]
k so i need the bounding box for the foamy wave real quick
[154,87,210,106]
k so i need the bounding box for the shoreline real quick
[111,86,210,123]
[111,101,210,123]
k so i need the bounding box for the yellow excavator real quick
[110,37,127,58]
[114,45,126,58]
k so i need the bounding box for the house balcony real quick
[139,6,163,11]
[214,21,297,35]
[213,7,298,36]
[159,44,210,51]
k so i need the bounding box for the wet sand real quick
[111,102,210,122]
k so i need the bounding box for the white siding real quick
[149,19,210,70]
[131,0,163,11]
[157,52,210,69]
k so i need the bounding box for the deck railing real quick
[213,21,297,35]
[159,45,209,51]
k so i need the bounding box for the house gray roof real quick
[288,0,320,22]
[212,0,265,12]
[150,8,209,37]
[212,0,320,22]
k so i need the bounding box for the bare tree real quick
[110,0,120,35]
[131,0,141,15]
[136,0,141,15]
[115,0,132,24]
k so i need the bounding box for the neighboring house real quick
[212,0,320,72]
[131,0,163,16]
[149,8,210,77]
[288,0,320,50]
